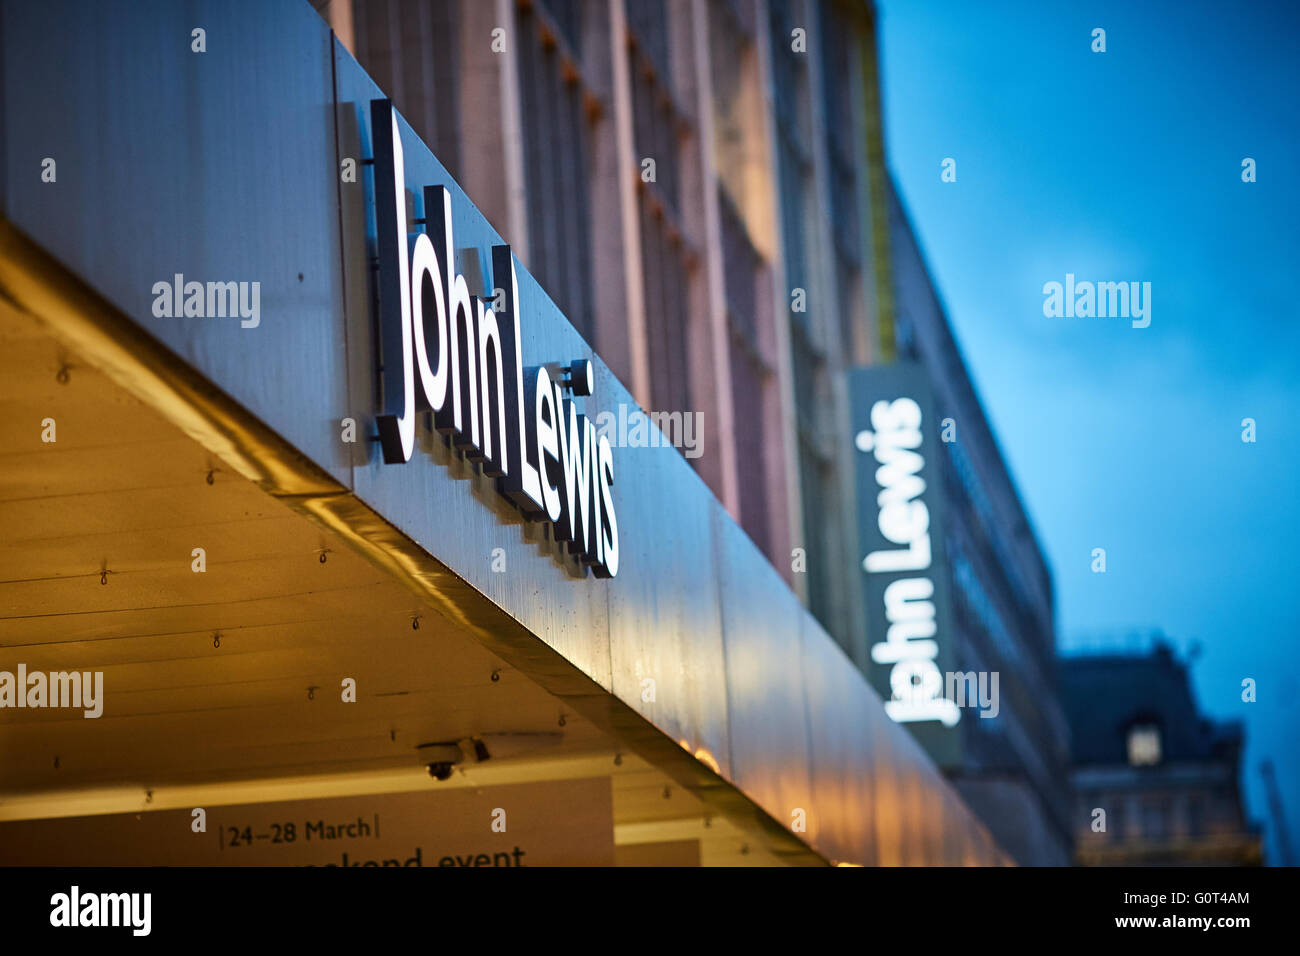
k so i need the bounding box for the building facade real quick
[325,0,889,663]
[871,182,1073,865]
[1062,643,1263,866]
[321,0,1073,866]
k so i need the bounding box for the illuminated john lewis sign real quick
[370,99,618,578]
[851,365,958,731]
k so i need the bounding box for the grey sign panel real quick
[851,362,962,768]
[715,510,812,831]
[331,43,736,773]
[0,0,353,489]
[332,47,618,693]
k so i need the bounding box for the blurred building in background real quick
[876,182,1072,865]
[1062,642,1263,866]
[317,0,1069,864]
[322,0,879,647]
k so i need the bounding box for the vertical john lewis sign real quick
[851,364,960,761]
[368,99,619,578]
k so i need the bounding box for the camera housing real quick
[425,761,455,781]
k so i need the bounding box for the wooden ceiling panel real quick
[0,307,614,801]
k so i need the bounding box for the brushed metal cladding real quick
[866,693,923,865]
[0,0,1007,865]
[799,614,880,865]
[332,46,616,689]
[715,511,815,835]
[605,455,729,779]
[0,0,352,488]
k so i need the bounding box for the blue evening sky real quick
[876,0,1299,863]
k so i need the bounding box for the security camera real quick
[417,740,468,781]
[425,761,455,781]
[417,734,562,780]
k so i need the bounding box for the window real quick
[350,0,462,179]
[819,1,862,357]
[718,186,772,555]
[639,198,693,419]
[1127,724,1162,766]
[770,0,840,634]
[1142,798,1169,840]
[1109,800,1125,841]
[627,0,695,428]
[516,1,597,343]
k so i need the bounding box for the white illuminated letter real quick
[409,231,448,413]
[372,101,416,463]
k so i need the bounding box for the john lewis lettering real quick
[851,364,959,742]
[370,99,618,578]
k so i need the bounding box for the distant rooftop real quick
[1060,640,1244,766]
